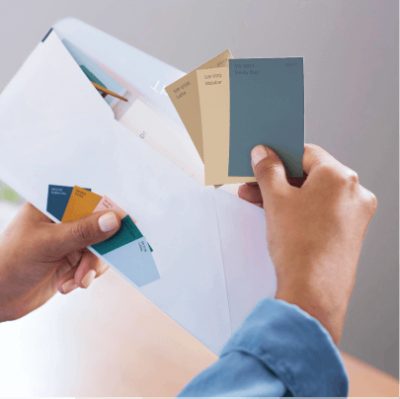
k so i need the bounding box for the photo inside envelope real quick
[58,37,204,184]
[61,37,130,108]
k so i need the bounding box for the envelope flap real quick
[0,30,232,352]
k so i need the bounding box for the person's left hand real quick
[0,203,121,322]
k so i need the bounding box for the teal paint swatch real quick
[92,215,143,255]
[228,58,304,177]
[80,65,106,88]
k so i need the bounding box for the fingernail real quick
[251,145,268,167]
[61,279,78,294]
[81,269,97,289]
[97,261,109,275]
[98,212,119,232]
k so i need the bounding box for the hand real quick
[239,144,377,343]
[0,203,121,321]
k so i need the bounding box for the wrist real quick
[276,282,346,344]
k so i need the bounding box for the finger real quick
[302,144,341,175]
[56,261,74,280]
[67,250,83,267]
[74,251,102,289]
[57,268,79,294]
[288,176,307,188]
[96,261,110,277]
[303,144,362,190]
[251,145,292,203]
[245,182,259,187]
[49,211,121,256]
[359,185,378,215]
[238,184,263,204]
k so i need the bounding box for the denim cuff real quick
[221,298,348,397]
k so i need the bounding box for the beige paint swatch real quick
[196,67,255,185]
[165,50,232,160]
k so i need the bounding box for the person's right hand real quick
[238,144,377,343]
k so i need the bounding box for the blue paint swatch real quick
[47,185,73,220]
[228,58,304,177]
[103,237,160,286]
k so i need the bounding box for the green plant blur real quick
[0,182,21,203]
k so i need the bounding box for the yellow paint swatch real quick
[61,186,102,222]
[196,67,255,185]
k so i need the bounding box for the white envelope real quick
[0,18,276,353]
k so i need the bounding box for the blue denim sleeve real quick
[179,299,348,397]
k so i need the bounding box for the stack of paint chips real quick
[166,50,304,185]
[46,185,159,286]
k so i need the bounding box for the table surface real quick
[0,268,397,397]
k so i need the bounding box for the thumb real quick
[50,211,121,256]
[251,145,291,202]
